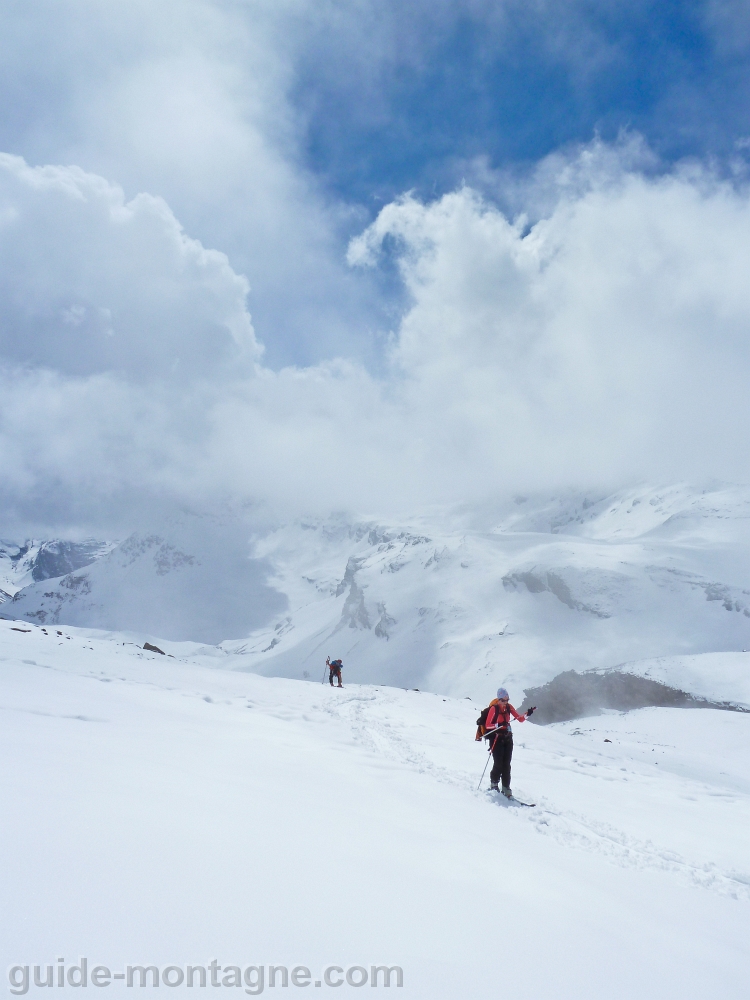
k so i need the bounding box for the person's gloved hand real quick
[526,705,536,717]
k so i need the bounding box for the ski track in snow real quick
[317,685,750,902]
[527,803,750,900]
[319,690,452,783]
[4,621,749,908]
[3,617,750,1000]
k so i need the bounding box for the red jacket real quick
[486,701,526,733]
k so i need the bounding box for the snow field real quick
[1,620,749,999]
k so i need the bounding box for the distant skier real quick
[476,687,534,796]
[326,656,343,688]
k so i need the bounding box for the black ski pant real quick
[489,732,513,788]
[329,667,342,687]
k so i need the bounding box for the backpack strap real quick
[474,699,499,741]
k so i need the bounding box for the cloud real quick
[3,138,750,536]
[0,154,259,381]
[2,0,748,382]
[0,0,385,369]
[0,152,397,529]
[350,139,750,491]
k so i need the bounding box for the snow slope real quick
[1,619,748,999]
[226,482,750,699]
[9,483,750,700]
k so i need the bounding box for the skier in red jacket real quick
[481,687,533,797]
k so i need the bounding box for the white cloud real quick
[0,0,385,367]
[0,153,259,381]
[349,143,750,493]
[3,139,750,534]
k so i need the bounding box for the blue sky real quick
[294,0,748,206]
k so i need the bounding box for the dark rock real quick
[31,540,111,582]
[519,669,749,724]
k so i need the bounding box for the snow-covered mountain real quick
[1,619,748,999]
[8,483,750,702]
[0,538,113,602]
[7,513,285,644]
[225,483,750,699]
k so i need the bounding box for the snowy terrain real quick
[1,619,748,999]
[0,539,112,602]
[615,651,750,706]
[230,482,750,700]
[9,483,750,702]
[6,514,284,645]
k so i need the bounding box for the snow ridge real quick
[6,483,750,704]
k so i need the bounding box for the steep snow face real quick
[9,514,286,644]
[0,539,112,601]
[1,620,749,999]
[8,484,750,698]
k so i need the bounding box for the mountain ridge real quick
[0,538,114,601]
[7,482,750,701]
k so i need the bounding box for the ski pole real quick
[476,730,502,790]
[477,746,492,790]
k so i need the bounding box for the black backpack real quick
[475,704,493,740]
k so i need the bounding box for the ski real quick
[487,789,536,807]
